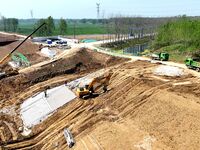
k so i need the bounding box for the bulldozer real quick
[0,23,46,79]
[76,72,112,99]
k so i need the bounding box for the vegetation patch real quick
[102,37,152,50]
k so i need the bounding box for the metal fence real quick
[123,43,148,56]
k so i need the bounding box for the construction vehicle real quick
[0,23,46,79]
[63,128,75,148]
[151,52,169,61]
[76,72,112,99]
[185,58,200,72]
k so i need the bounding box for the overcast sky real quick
[0,0,200,19]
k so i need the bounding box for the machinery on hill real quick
[0,23,46,79]
[185,58,200,72]
[151,52,169,61]
[76,72,112,99]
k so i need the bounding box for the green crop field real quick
[16,22,107,36]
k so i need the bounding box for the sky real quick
[0,0,200,19]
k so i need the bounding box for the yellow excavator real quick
[76,72,112,99]
[0,23,46,79]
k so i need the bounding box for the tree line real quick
[0,16,67,36]
[35,16,67,36]
[0,17,19,32]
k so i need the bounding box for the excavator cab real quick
[76,72,112,99]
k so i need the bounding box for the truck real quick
[185,58,200,72]
[151,52,169,61]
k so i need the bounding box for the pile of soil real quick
[0,33,18,42]
[0,48,128,104]
[0,40,46,65]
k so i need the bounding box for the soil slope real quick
[1,59,200,150]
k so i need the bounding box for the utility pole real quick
[30,10,33,18]
[96,3,100,22]
[73,21,76,39]
[102,10,105,44]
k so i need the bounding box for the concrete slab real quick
[47,85,76,110]
[20,85,76,128]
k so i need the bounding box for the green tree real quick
[59,18,67,35]
[35,19,47,36]
[2,17,7,31]
[12,18,18,32]
[2,18,18,32]
[46,16,55,36]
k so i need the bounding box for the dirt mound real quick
[0,33,18,42]
[0,48,128,105]
[0,40,46,65]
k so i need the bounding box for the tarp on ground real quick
[81,39,97,43]
[41,47,56,58]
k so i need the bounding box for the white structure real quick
[41,47,56,58]
[154,65,184,77]
[20,85,76,128]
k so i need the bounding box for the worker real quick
[44,90,48,98]
[64,81,68,86]
[44,86,50,98]
[103,84,107,93]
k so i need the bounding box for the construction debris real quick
[41,47,57,58]
[64,128,75,148]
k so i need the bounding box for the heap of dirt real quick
[0,48,128,105]
[0,40,46,65]
[0,33,18,42]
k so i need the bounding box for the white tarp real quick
[20,85,76,128]
[41,47,56,58]
[154,65,184,77]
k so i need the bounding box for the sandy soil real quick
[0,55,200,150]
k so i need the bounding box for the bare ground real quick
[0,51,200,150]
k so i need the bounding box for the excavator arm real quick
[0,23,46,79]
[0,23,46,67]
[0,53,12,65]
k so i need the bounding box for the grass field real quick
[16,22,107,36]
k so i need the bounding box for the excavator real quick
[76,72,113,99]
[0,23,46,79]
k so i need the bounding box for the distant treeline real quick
[0,17,19,32]
[1,15,200,37]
